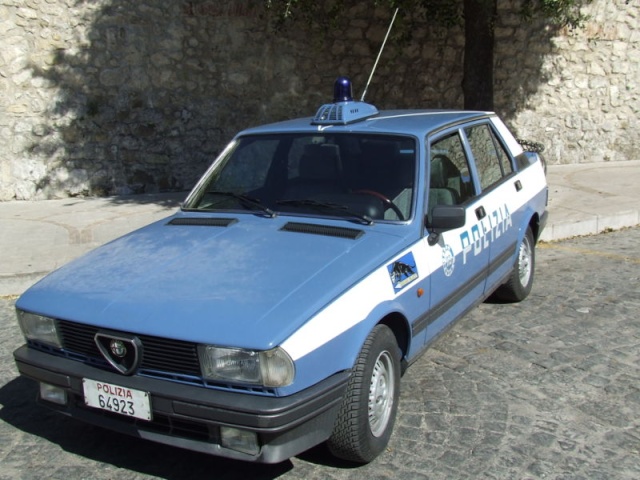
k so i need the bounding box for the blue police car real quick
[14,77,548,464]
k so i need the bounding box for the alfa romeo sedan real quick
[14,77,548,464]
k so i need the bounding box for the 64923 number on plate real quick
[83,378,152,421]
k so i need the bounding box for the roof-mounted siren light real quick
[312,76,379,126]
[333,76,353,102]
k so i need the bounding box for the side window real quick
[464,124,512,191]
[429,133,475,208]
[493,130,514,175]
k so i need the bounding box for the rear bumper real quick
[14,345,348,463]
[537,209,549,242]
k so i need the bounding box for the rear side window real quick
[464,124,513,192]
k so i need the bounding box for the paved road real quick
[1,228,639,479]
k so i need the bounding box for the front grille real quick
[54,320,274,395]
[57,320,201,377]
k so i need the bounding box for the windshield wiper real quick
[277,199,373,225]
[203,191,276,218]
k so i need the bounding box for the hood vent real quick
[168,217,238,227]
[281,222,364,240]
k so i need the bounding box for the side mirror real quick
[426,205,465,245]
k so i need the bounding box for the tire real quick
[495,226,535,302]
[327,324,401,464]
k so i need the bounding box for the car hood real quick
[18,213,412,350]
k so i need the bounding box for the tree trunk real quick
[462,0,497,111]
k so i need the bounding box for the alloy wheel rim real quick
[518,237,532,287]
[368,350,395,437]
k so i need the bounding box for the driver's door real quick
[418,129,490,345]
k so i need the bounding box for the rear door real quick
[461,121,522,293]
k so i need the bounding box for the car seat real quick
[429,154,461,208]
[284,144,344,199]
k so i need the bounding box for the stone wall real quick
[496,0,640,164]
[0,0,637,200]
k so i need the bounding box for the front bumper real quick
[14,345,349,463]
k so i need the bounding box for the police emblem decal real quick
[388,252,419,292]
[442,244,455,277]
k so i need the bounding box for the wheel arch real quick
[378,311,411,368]
[528,211,542,244]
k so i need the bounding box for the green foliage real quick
[265,0,461,28]
[264,0,592,30]
[521,0,593,28]
[265,0,339,30]
[381,0,463,28]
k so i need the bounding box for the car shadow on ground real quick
[0,376,299,479]
[102,191,188,208]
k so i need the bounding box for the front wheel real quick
[327,324,400,463]
[495,226,535,302]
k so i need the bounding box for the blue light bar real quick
[312,77,379,126]
[333,76,353,102]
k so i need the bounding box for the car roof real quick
[237,109,494,138]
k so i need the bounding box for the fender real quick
[516,188,546,246]
[280,295,413,396]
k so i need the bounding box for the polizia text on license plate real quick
[83,378,152,421]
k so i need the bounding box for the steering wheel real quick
[354,189,405,220]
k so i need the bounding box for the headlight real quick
[16,310,62,348]
[198,346,294,388]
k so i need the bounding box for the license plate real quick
[83,378,152,421]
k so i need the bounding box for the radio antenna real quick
[360,7,399,102]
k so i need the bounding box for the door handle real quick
[514,180,523,191]
[475,206,486,220]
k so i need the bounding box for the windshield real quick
[183,133,417,222]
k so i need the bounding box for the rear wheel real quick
[495,226,535,302]
[327,325,400,463]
